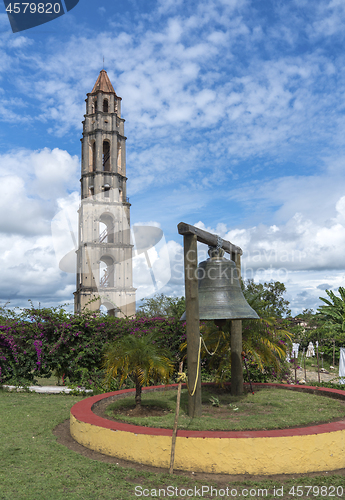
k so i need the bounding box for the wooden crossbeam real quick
[177,222,243,256]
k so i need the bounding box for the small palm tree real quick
[103,334,174,407]
[242,318,291,374]
[318,287,345,332]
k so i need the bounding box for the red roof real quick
[91,70,117,95]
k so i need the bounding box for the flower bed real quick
[70,383,345,475]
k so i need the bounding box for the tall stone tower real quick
[74,70,136,317]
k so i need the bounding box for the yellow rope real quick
[200,333,222,356]
[176,372,187,383]
[178,337,202,397]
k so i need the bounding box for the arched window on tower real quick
[99,213,114,243]
[99,221,107,243]
[103,183,110,198]
[100,301,117,317]
[103,99,109,113]
[99,256,115,288]
[103,141,110,172]
[94,98,97,113]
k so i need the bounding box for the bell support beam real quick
[231,252,244,396]
[183,234,202,418]
[178,222,242,257]
[178,221,248,401]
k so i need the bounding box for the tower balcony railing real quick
[100,270,110,287]
[99,228,107,243]
[102,151,110,166]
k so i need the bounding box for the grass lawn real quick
[34,375,61,386]
[1,388,345,500]
[105,386,345,431]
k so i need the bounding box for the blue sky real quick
[1,0,345,315]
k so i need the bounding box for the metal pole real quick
[231,252,243,396]
[183,234,202,417]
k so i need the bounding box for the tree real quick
[243,279,291,318]
[137,293,186,319]
[103,334,174,407]
[318,287,345,333]
[197,318,291,385]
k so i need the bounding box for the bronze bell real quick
[182,247,259,321]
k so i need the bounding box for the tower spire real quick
[91,69,117,95]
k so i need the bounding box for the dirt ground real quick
[53,372,345,483]
[294,367,337,383]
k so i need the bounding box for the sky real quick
[1,0,345,316]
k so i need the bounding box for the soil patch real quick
[111,404,169,418]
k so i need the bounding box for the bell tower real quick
[74,70,136,317]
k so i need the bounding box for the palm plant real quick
[242,318,291,374]
[318,287,345,333]
[194,319,291,385]
[103,334,174,407]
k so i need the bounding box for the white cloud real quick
[0,233,74,308]
[227,162,345,226]
[0,148,79,235]
[31,148,79,199]
[0,149,79,307]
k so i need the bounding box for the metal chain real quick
[216,235,223,250]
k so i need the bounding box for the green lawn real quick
[1,388,344,500]
[105,386,345,431]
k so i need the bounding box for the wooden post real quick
[231,252,243,396]
[169,361,183,474]
[183,234,202,417]
[304,348,307,382]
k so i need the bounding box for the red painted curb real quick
[70,383,345,439]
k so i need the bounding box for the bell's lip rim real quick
[180,312,260,321]
[199,256,235,262]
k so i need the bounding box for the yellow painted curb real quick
[70,384,345,475]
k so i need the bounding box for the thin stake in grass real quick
[169,361,183,474]
[303,348,307,382]
[294,352,298,384]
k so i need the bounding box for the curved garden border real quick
[70,383,345,475]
